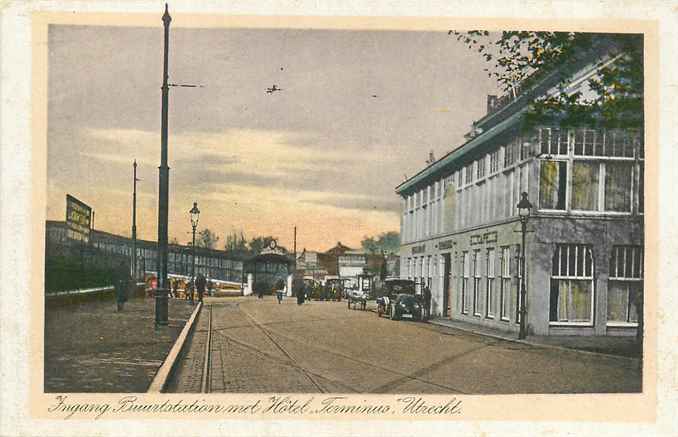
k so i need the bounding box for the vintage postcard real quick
[1,0,677,436]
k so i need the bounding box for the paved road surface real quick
[166,296,641,394]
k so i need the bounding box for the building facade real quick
[396,51,643,336]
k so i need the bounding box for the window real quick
[607,246,643,325]
[472,251,481,316]
[500,247,511,321]
[540,127,569,156]
[515,245,523,323]
[539,161,567,210]
[605,162,633,212]
[489,149,500,174]
[638,165,644,213]
[572,161,599,211]
[461,252,469,314]
[465,163,474,185]
[477,157,486,180]
[549,244,594,324]
[486,248,496,318]
[504,139,518,167]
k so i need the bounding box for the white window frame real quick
[486,248,496,318]
[472,250,482,317]
[549,244,595,326]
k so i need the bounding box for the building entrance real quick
[442,253,451,317]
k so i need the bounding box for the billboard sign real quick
[65,194,92,244]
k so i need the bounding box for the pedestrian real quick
[257,284,264,299]
[196,273,207,303]
[188,277,195,304]
[423,284,432,320]
[275,278,285,304]
[294,276,305,305]
[171,278,178,298]
[114,260,130,312]
[207,278,213,297]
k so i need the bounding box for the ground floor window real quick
[607,281,641,324]
[500,247,511,321]
[607,245,643,325]
[472,250,481,316]
[486,248,495,318]
[461,252,469,314]
[549,244,594,324]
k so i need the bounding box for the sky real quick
[47,24,500,252]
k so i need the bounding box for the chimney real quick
[486,95,498,114]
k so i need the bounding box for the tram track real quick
[192,300,478,394]
[238,306,328,393]
[200,304,213,393]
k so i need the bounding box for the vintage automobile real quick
[376,278,417,318]
[388,293,424,321]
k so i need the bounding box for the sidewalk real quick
[428,317,641,359]
[45,296,197,392]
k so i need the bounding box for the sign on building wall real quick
[65,194,92,244]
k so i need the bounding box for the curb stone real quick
[147,301,203,392]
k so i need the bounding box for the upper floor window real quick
[489,149,500,174]
[539,161,567,210]
[465,162,474,185]
[476,157,486,180]
[540,127,569,156]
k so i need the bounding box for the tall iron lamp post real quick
[189,202,200,287]
[517,192,532,340]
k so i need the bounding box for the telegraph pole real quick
[293,226,297,272]
[156,3,171,326]
[132,160,139,280]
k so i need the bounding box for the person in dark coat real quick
[294,276,305,305]
[196,274,207,303]
[115,261,130,312]
[423,284,432,320]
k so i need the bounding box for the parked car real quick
[376,278,417,318]
[388,293,424,321]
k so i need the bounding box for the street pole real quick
[155,3,171,326]
[132,160,138,281]
[293,226,297,272]
[192,223,197,298]
[519,220,527,339]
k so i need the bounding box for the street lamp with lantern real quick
[189,201,200,300]
[516,192,532,339]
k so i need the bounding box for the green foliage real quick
[452,31,643,129]
[45,255,117,293]
[361,231,400,254]
[223,229,288,256]
[196,228,220,249]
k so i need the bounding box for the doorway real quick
[442,253,451,317]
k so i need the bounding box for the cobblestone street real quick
[167,296,641,394]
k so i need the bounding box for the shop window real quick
[549,244,594,324]
[608,246,642,325]
[539,161,567,210]
[572,161,599,211]
[486,248,496,318]
[605,161,633,212]
[500,247,511,321]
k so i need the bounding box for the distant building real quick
[46,220,244,282]
[396,44,643,337]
